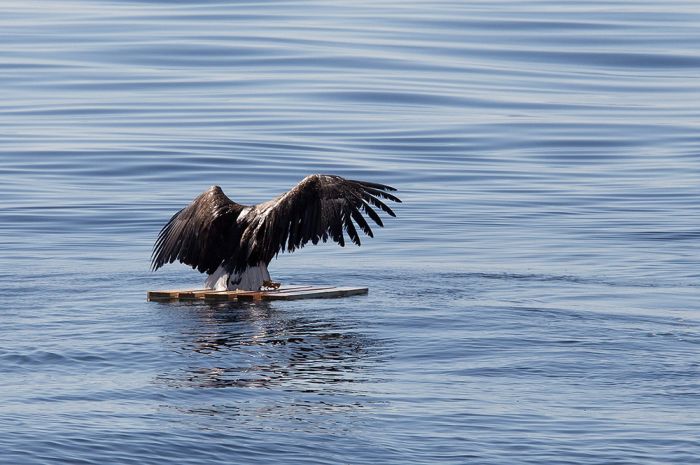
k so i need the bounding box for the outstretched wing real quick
[151,186,245,274]
[240,174,401,269]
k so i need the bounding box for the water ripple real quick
[1,0,700,464]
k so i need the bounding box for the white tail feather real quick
[205,262,270,291]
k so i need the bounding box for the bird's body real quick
[151,174,400,291]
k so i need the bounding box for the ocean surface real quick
[1,1,699,463]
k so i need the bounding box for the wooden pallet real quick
[147,285,368,302]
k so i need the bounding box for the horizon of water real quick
[1,1,699,464]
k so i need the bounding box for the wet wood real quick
[147,285,368,302]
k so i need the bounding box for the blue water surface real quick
[1,1,699,464]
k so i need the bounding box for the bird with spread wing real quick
[151,174,401,290]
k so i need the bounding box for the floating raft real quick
[147,285,368,302]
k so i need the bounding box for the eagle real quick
[151,174,401,291]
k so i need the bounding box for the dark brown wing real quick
[239,174,401,269]
[151,186,245,274]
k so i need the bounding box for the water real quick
[1,1,699,463]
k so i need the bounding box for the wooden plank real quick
[178,289,211,300]
[203,285,318,301]
[236,292,263,301]
[148,285,368,302]
[202,290,239,301]
[263,286,368,301]
[147,289,206,301]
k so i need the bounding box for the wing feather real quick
[241,174,400,268]
[151,186,244,274]
[359,199,384,227]
[351,183,402,203]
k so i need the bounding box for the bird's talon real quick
[261,280,281,290]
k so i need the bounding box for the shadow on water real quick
[154,300,382,392]
[148,300,388,434]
